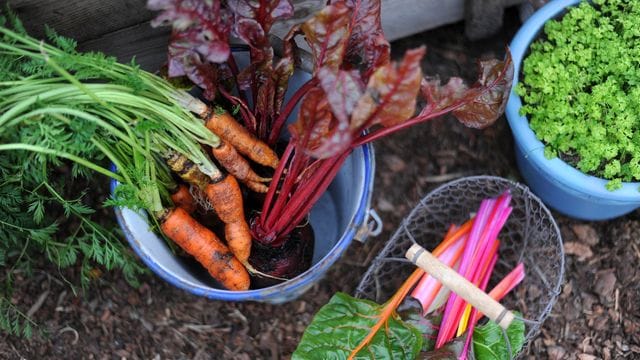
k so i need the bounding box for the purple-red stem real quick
[259,142,295,228]
[219,88,257,133]
[460,253,499,360]
[278,153,348,237]
[267,78,318,146]
[263,146,310,231]
[351,102,467,147]
[270,157,337,234]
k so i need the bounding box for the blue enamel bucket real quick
[506,0,640,220]
[112,61,379,303]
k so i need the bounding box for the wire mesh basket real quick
[355,176,564,357]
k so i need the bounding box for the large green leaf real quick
[472,317,525,360]
[292,292,423,360]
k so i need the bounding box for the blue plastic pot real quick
[506,0,640,220]
[112,61,378,303]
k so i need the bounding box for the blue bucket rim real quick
[506,0,640,202]
[111,143,375,301]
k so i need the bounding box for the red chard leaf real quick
[149,0,231,99]
[452,51,514,129]
[317,67,364,125]
[334,0,390,78]
[149,0,231,63]
[167,40,219,99]
[235,18,270,51]
[301,3,352,74]
[352,46,425,129]
[227,0,293,33]
[289,88,352,159]
[420,76,468,112]
[418,335,465,359]
[273,25,301,115]
[256,76,276,137]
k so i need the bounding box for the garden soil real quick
[2,7,639,360]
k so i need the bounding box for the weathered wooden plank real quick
[79,23,314,73]
[79,23,170,71]
[10,0,523,51]
[9,0,154,43]
[17,0,523,74]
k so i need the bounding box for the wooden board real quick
[79,23,169,71]
[10,0,467,45]
[13,0,523,72]
[79,24,314,73]
[9,0,154,42]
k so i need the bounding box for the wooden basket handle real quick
[405,243,514,329]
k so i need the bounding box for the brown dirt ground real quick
[2,7,640,360]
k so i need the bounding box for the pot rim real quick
[506,0,640,202]
[111,143,375,301]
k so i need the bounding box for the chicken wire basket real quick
[355,176,564,358]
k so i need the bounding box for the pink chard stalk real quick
[148,0,514,269]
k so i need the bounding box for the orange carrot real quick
[244,180,269,193]
[205,109,279,169]
[159,207,250,291]
[204,175,253,264]
[224,221,252,264]
[211,140,271,186]
[165,152,210,189]
[170,184,197,214]
[204,175,245,224]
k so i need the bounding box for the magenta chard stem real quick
[259,142,295,228]
[264,145,310,230]
[278,152,349,238]
[267,78,318,146]
[352,103,466,147]
[219,88,257,133]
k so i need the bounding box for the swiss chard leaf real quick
[420,77,468,112]
[318,67,364,125]
[418,336,465,359]
[451,52,514,129]
[301,3,352,74]
[472,317,525,360]
[397,297,442,352]
[227,0,293,34]
[351,46,425,129]
[149,0,232,99]
[272,25,300,116]
[292,292,423,360]
[335,0,390,78]
[289,87,348,158]
[227,0,294,139]
[168,47,219,100]
[419,52,513,129]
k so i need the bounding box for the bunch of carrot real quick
[0,19,282,291]
[158,108,283,291]
[347,191,525,359]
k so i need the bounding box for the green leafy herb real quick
[472,317,525,360]
[292,292,423,360]
[517,0,640,189]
